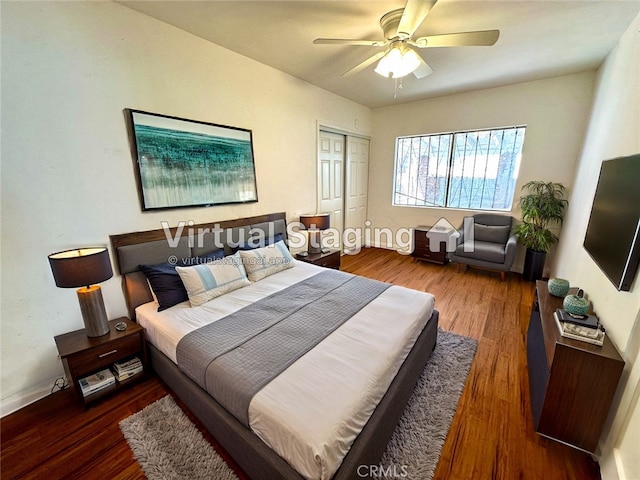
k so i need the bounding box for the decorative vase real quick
[563,293,589,316]
[548,278,570,297]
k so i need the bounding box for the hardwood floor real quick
[1,248,600,480]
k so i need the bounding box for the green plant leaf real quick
[515,181,568,252]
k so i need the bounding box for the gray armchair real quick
[448,214,517,281]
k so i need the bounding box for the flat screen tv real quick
[583,153,640,291]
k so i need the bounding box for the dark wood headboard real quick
[109,212,287,320]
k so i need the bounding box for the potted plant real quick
[514,181,568,281]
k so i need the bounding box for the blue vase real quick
[563,294,589,316]
[548,278,570,297]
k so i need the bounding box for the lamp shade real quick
[300,214,330,231]
[48,247,113,288]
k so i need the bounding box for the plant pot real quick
[523,248,546,282]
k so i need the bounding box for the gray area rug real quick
[120,328,476,480]
[120,395,237,480]
[379,328,477,479]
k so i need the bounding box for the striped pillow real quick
[238,240,295,282]
[175,253,250,307]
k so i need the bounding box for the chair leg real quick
[500,271,506,282]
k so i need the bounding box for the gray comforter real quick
[176,269,391,425]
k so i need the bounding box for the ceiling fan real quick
[313,0,499,80]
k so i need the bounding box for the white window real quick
[393,126,525,211]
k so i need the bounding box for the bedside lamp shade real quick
[48,247,113,337]
[300,214,330,254]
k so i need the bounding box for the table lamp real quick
[48,247,113,337]
[299,214,330,254]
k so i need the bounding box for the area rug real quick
[119,328,476,480]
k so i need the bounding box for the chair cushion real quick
[474,224,511,245]
[455,240,506,264]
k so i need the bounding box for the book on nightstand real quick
[79,368,115,397]
[112,356,143,381]
[554,311,605,346]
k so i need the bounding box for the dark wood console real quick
[526,281,624,452]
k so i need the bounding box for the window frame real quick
[392,125,526,212]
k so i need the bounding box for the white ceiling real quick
[119,0,640,108]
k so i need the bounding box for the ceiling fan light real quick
[393,47,421,78]
[375,44,421,79]
[374,48,399,78]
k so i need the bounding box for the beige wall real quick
[0,1,371,414]
[551,13,640,480]
[369,72,596,273]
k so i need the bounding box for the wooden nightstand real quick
[412,226,450,265]
[54,317,147,406]
[296,249,341,269]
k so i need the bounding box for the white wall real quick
[551,13,640,480]
[369,72,596,272]
[0,1,371,415]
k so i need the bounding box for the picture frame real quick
[125,109,258,211]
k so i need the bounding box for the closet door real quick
[344,136,369,251]
[317,131,344,248]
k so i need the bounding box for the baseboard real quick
[0,376,64,418]
[364,240,411,255]
[614,448,626,480]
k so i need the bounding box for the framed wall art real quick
[126,109,258,211]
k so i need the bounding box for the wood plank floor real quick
[1,248,601,480]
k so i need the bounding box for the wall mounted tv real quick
[583,153,640,291]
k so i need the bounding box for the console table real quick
[526,281,624,452]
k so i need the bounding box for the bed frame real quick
[110,212,439,480]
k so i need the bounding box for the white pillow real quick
[238,240,295,282]
[175,253,250,307]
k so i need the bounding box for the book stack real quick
[554,309,605,346]
[112,356,143,381]
[79,368,115,397]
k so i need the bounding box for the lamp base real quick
[308,231,322,254]
[77,286,110,337]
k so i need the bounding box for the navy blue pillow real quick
[139,262,188,312]
[139,249,226,311]
[236,232,284,251]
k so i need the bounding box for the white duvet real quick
[136,260,435,480]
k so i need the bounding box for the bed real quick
[110,212,439,480]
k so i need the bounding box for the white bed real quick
[136,260,435,480]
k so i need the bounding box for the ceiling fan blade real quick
[413,56,433,79]
[342,51,386,77]
[412,30,500,48]
[397,0,437,38]
[313,38,386,47]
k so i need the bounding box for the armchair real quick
[448,214,517,281]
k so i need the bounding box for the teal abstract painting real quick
[127,110,258,210]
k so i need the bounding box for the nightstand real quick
[296,249,341,269]
[54,317,147,406]
[412,225,450,265]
